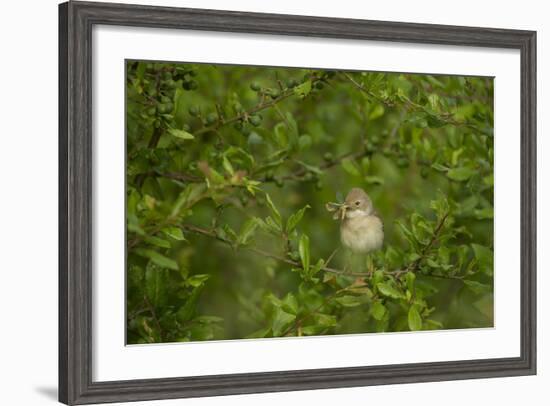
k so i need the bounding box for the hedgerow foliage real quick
[126,61,494,343]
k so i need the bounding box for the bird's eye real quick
[355,201,361,206]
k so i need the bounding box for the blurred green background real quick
[126,61,494,344]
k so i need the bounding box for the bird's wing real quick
[371,210,384,231]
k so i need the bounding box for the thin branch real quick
[391,211,450,278]
[151,171,203,183]
[340,72,394,107]
[281,286,348,337]
[143,295,164,341]
[325,248,339,268]
[275,150,366,182]
[341,72,482,133]
[178,211,454,281]
[192,77,323,137]
[148,147,368,186]
[181,223,369,277]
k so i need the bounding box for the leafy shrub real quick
[126,61,494,343]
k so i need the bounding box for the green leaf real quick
[143,235,171,249]
[237,217,259,246]
[294,80,312,98]
[222,156,235,175]
[264,216,282,234]
[377,282,404,299]
[244,179,261,196]
[298,134,312,150]
[264,193,282,228]
[341,158,361,177]
[286,205,310,233]
[364,176,385,185]
[162,226,186,241]
[396,220,418,248]
[267,293,283,308]
[425,319,444,329]
[256,216,281,235]
[145,263,167,308]
[195,315,223,323]
[451,148,463,166]
[368,104,385,120]
[246,327,272,339]
[299,234,310,274]
[463,280,492,295]
[408,305,423,331]
[471,244,493,275]
[134,248,178,271]
[187,274,210,287]
[168,127,194,140]
[405,272,416,292]
[128,219,145,236]
[426,258,440,268]
[310,258,325,277]
[431,163,449,172]
[447,167,476,182]
[173,88,187,129]
[459,195,479,215]
[282,293,299,315]
[313,313,337,328]
[170,183,207,217]
[430,196,450,219]
[224,146,255,169]
[301,325,323,336]
[370,301,386,321]
[198,162,225,186]
[295,160,323,175]
[335,295,365,307]
[176,285,204,322]
[273,122,288,148]
[272,308,296,336]
[474,207,494,220]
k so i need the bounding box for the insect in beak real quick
[325,202,349,220]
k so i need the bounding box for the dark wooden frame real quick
[59,1,537,404]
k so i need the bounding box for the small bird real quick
[338,188,384,255]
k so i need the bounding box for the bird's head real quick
[343,188,374,218]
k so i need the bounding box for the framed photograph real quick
[59,1,536,404]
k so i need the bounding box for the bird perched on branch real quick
[339,188,384,254]
[326,188,384,272]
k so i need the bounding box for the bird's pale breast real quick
[340,214,384,254]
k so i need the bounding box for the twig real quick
[281,286,348,337]
[325,248,339,268]
[341,72,482,133]
[274,149,367,182]
[181,223,369,277]
[192,77,323,137]
[340,72,394,107]
[143,295,164,341]
[391,211,450,278]
[149,147,368,186]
